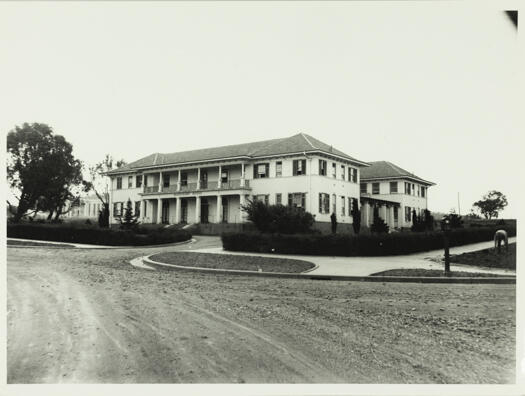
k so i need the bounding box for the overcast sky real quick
[1,2,520,218]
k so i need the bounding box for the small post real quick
[442,219,451,275]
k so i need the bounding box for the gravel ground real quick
[150,251,315,273]
[7,243,516,384]
[371,269,513,277]
[451,243,516,269]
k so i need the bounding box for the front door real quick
[201,198,209,223]
[181,200,188,223]
[222,197,228,223]
[162,200,170,224]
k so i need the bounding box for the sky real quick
[1,2,521,218]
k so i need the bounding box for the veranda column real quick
[363,202,370,227]
[195,196,201,223]
[140,200,145,221]
[175,198,181,223]
[177,170,181,191]
[239,194,246,223]
[159,172,163,193]
[218,165,222,189]
[197,168,201,190]
[240,163,245,187]
[157,198,162,224]
[390,206,395,228]
[142,174,145,193]
[381,205,388,223]
[216,195,222,223]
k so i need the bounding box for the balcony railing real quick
[142,179,250,194]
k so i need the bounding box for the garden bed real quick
[149,252,315,273]
[371,269,512,278]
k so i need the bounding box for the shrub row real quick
[221,226,516,256]
[7,223,192,246]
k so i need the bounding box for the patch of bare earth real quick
[7,245,515,384]
[371,269,512,277]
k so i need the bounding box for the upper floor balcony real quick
[141,178,251,195]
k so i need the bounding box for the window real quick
[288,193,306,208]
[390,182,398,194]
[417,185,420,197]
[128,176,133,188]
[405,206,411,222]
[341,196,345,216]
[332,163,337,178]
[163,175,170,188]
[394,207,398,222]
[372,183,380,194]
[350,168,358,183]
[319,160,327,176]
[332,193,336,213]
[293,159,306,176]
[421,187,426,198]
[319,193,330,214]
[276,193,282,205]
[181,172,188,186]
[360,183,367,194]
[412,184,415,195]
[136,175,142,188]
[144,176,148,187]
[253,163,270,179]
[254,194,269,205]
[221,170,229,183]
[116,177,122,190]
[276,162,282,177]
[135,201,141,217]
[405,182,411,195]
[341,165,345,180]
[113,202,123,217]
[352,198,359,216]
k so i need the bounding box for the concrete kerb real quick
[7,237,196,250]
[141,255,516,284]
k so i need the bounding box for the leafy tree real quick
[411,209,434,232]
[84,154,127,227]
[118,198,139,230]
[7,123,84,222]
[473,191,508,219]
[464,209,482,220]
[330,212,337,234]
[351,198,361,234]
[242,199,314,234]
[370,205,389,233]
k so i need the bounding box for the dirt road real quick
[7,240,516,383]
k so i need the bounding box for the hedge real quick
[221,226,516,256]
[7,223,192,246]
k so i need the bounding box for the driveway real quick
[188,237,516,276]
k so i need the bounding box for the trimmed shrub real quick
[221,225,516,256]
[7,223,192,246]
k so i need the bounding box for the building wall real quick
[361,178,429,227]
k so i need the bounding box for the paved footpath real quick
[189,237,516,276]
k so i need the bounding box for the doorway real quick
[161,200,170,224]
[201,198,209,223]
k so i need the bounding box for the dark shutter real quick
[302,160,306,175]
[293,160,297,175]
[253,164,257,179]
[288,194,292,206]
[319,193,322,213]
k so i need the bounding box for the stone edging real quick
[142,255,515,284]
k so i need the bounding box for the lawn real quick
[371,269,512,278]
[450,243,516,269]
[149,251,315,273]
[7,239,76,248]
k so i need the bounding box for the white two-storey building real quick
[359,161,435,229]
[106,134,435,233]
[106,133,369,232]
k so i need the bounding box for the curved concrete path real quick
[188,237,516,277]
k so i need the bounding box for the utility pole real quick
[457,192,461,215]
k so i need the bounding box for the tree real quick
[330,212,337,234]
[7,123,84,222]
[118,198,139,230]
[370,205,389,233]
[84,154,127,227]
[411,209,434,232]
[351,198,361,234]
[473,191,508,219]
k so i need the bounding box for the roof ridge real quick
[300,133,317,150]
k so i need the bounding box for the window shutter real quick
[301,193,305,208]
[302,160,306,174]
[265,164,269,177]
[293,160,297,175]
[253,165,257,179]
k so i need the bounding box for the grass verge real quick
[451,243,516,270]
[149,252,315,273]
[371,269,512,278]
[7,240,76,248]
